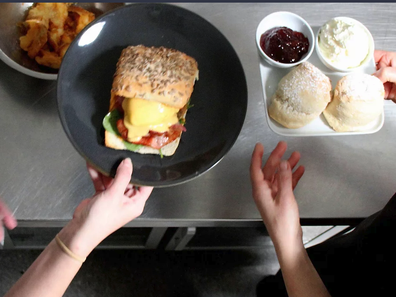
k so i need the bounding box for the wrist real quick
[57,220,96,258]
[268,223,303,251]
[274,235,305,265]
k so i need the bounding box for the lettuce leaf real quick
[102,110,143,152]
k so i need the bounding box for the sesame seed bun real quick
[105,45,198,156]
[110,45,198,110]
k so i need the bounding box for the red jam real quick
[260,26,309,63]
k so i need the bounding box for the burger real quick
[103,45,199,156]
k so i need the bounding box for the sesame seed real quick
[114,45,198,103]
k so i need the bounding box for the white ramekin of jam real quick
[256,11,315,68]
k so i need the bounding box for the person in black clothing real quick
[255,193,396,297]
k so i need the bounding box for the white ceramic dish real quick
[316,17,374,73]
[256,11,314,68]
[259,26,386,137]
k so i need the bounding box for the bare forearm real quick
[5,240,81,297]
[5,222,89,297]
[275,241,331,297]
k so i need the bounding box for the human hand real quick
[250,142,305,251]
[373,50,396,102]
[0,199,17,243]
[59,158,153,257]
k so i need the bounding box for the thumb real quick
[277,160,293,199]
[109,158,133,196]
[373,67,396,85]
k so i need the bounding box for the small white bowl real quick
[316,17,374,72]
[256,11,314,68]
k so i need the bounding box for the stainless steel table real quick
[1,3,396,231]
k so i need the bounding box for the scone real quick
[323,73,384,132]
[269,62,332,128]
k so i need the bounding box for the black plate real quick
[57,4,247,187]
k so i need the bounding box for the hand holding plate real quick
[58,158,153,257]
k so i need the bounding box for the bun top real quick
[111,45,198,109]
[323,73,384,132]
[269,62,332,128]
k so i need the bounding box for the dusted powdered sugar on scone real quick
[323,73,384,132]
[269,62,332,129]
[111,45,199,110]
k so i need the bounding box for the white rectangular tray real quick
[259,31,387,137]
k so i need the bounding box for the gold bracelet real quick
[55,234,86,263]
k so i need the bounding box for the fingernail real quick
[123,158,132,167]
[280,160,288,170]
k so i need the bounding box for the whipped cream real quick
[318,18,370,69]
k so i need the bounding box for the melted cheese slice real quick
[122,97,179,142]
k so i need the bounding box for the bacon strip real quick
[116,119,183,149]
[114,95,125,113]
[116,119,128,140]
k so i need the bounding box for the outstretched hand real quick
[374,50,396,102]
[59,158,153,257]
[250,142,305,249]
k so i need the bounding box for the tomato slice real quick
[116,119,128,140]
